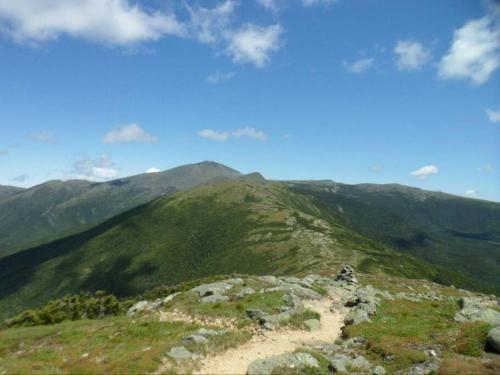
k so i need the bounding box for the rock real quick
[454,305,500,326]
[487,326,500,353]
[247,352,319,375]
[282,293,304,312]
[373,365,387,375]
[336,264,358,285]
[200,294,229,304]
[259,313,290,328]
[281,283,322,300]
[258,275,280,285]
[166,346,199,361]
[352,355,371,371]
[246,308,266,320]
[304,319,321,331]
[195,328,228,338]
[358,301,378,315]
[127,301,152,317]
[191,282,234,297]
[329,354,351,373]
[236,287,255,299]
[151,292,179,309]
[181,334,208,346]
[344,308,371,326]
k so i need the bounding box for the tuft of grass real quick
[455,322,490,357]
[288,308,321,330]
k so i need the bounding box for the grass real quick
[0,313,251,375]
[288,308,321,330]
[343,298,496,374]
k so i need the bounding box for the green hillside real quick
[0,178,475,319]
[0,161,240,257]
[286,181,500,288]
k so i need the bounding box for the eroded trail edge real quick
[195,298,345,375]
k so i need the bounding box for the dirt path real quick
[194,298,344,375]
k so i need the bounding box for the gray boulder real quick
[247,352,319,375]
[195,328,228,338]
[127,301,152,317]
[191,282,234,297]
[329,354,351,373]
[373,365,387,375]
[344,308,371,326]
[454,305,500,326]
[246,308,266,320]
[181,334,209,346]
[236,287,256,299]
[166,346,199,361]
[352,355,372,371]
[200,294,229,304]
[487,326,500,353]
[304,319,321,331]
[258,275,280,285]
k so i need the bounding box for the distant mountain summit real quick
[0,161,241,257]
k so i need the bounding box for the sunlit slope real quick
[0,178,463,319]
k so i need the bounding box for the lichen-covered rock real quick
[236,287,255,299]
[373,365,387,375]
[487,326,500,353]
[200,294,229,304]
[247,352,319,375]
[127,301,152,317]
[304,319,321,331]
[344,308,371,326]
[181,334,208,345]
[166,346,199,361]
[191,282,234,297]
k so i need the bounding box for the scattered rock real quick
[191,282,234,298]
[487,326,500,353]
[373,365,387,375]
[454,299,500,326]
[236,287,255,299]
[329,353,351,373]
[304,319,321,331]
[246,309,265,320]
[258,275,280,285]
[181,334,208,346]
[344,308,371,326]
[127,301,152,317]
[351,355,371,371]
[166,346,199,361]
[247,352,319,375]
[200,294,229,304]
[195,328,228,338]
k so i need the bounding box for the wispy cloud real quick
[394,40,431,71]
[28,131,57,144]
[146,167,161,173]
[410,165,439,180]
[207,69,235,84]
[485,107,500,123]
[369,164,384,173]
[438,12,500,85]
[0,149,8,156]
[198,127,268,142]
[70,154,117,181]
[0,0,185,46]
[343,57,374,74]
[226,24,283,68]
[302,0,339,7]
[256,0,282,12]
[102,123,157,144]
[478,164,494,173]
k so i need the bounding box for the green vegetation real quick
[0,161,241,257]
[0,315,248,374]
[343,298,496,373]
[2,292,130,329]
[0,178,486,320]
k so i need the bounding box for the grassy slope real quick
[287,181,500,290]
[0,179,468,319]
[0,161,241,257]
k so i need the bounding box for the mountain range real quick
[0,161,499,319]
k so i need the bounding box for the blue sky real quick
[0,0,499,201]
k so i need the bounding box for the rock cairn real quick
[336,264,358,286]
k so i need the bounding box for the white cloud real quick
[257,0,282,12]
[70,154,117,181]
[12,173,29,182]
[486,107,500,123]
[0,0,185,46]
[197,129,231,142]
[146,167,161,173]
[28,130,57,144]
[226,24,283,68]
[394,40,431,71]
[343,57,374,74]
[198,127,268,141]
[232,127,268,141]
[369,164,384,173]
[438,15,500,85]
[102,123,157,144]
[207,69,235,84]
[478,164,494,173]
[302,0,339,7]
[186,0,236,44]
[465,189,478,198]
[410,165,439,180]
